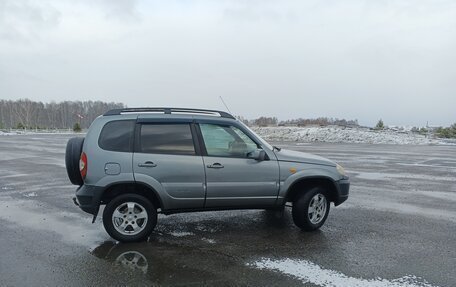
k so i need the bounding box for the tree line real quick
[435,124,456,138]
[3,100,453,138]
[0,99,124,129]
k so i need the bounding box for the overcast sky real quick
[1,0,455,126]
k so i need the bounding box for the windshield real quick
[238,121,274,151]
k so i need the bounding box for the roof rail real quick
[103,107,235,119]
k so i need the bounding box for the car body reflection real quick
[91,210,333,285]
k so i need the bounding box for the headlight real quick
[336,164,347,176]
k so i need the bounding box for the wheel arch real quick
[100,181,163,210]
[285,176,339,203]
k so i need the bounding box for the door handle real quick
[138,161,157,168]
[207,163,224,169]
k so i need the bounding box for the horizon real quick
[1,98,450,128]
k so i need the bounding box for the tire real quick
[103,194,157,242]
[65,137,85,185]
[292,187,330,231]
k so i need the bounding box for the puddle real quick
[90,241,238,285]
[0,196,105,247]
[114,250,149,274]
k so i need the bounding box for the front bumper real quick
[74,185,104,215]
[334,178,350,206]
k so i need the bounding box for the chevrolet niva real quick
[66,108,349,242]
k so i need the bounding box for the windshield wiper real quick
[273,146,281,151]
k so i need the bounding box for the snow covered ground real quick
[2,126,454,145]
[252,126,449,145]
[0,130,80,136]
[251,258,438,287]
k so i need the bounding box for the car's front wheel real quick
[103,194,157,242]
[292,187,330,231]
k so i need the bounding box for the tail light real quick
[79,152,88,180]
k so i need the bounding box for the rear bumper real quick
[334,179,350,206]
[74,185,104,215]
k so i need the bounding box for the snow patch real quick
[0,130,79,136]
[169,231,194,237]
[253,126,445,145]
[250,258,439,287]
[201,238,216,244]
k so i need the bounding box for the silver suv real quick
[65,107,349,242]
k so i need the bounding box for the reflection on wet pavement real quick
[91,210,309,286]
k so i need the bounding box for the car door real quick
[198,123,280,207]
[133,121,206,210]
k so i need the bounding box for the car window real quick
[99,120,135,152]
[199,124,258,157]
[140,124,195,155]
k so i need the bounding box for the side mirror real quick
[249,149,266,161]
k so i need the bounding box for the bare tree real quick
[0,99,124,129]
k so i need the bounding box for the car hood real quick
[273,148,336,167]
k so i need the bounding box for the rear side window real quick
[99,120,135,152]
[139,124,195,155]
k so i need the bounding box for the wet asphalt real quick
[0,134,455,286]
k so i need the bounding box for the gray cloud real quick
[0,0,455,126]
[89,0,140,21]
[0,0,61,43]
[0,0,139,44]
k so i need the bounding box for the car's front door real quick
[133,122,205,210]
[198,123,280,207]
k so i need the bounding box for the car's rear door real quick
[133,118,205,210]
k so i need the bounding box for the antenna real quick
[219,96,233,115]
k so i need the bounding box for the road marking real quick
[250,258,438,287]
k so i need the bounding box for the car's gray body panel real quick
[133,153,206,209]
[274,148,336,167]
[77,111,348,213]
[203,155,280,207]
[276,162,342,204]
[83,114,138,187]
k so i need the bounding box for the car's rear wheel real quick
[292,187,330,231]
[103,194,157,242]
[65,137,85,186]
